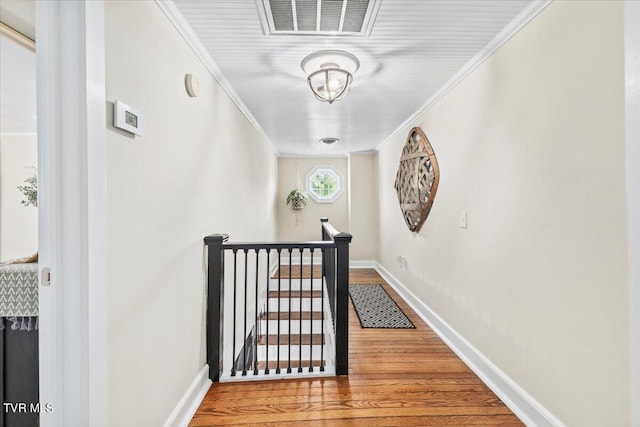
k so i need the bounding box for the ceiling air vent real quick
[257,0,381,36]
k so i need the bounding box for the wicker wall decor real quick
[394,127,440,232]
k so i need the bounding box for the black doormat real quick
[348,284,415,329]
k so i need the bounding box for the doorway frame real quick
[36,1,108,426]
[625,1,640,425]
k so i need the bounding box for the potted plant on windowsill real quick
[286,188,309,211]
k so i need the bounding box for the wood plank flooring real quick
[190,268,523,426]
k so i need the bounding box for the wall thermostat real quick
[114,100,144,136]
[185,74,199,97]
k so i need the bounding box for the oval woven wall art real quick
[393,127,440,232]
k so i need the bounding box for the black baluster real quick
[242,249,248,376]
[320,247,325,372]
[276,249,281,374]
[333,247,337,323]
[265,249,270,375]
[232,249,238,377]
[309,248,314,372]
[254,249,259,375]
[298,248,303,372]
[287,248,292,374]
[264,249,271,375]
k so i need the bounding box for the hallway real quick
[189,268,522,426]
[4,0,634,425]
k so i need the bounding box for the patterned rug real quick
[349,284,415,329]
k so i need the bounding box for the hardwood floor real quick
[190,268,523,426]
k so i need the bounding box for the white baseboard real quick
[374,262,565,427]
[220,367,336,383]
[163,365,212,427]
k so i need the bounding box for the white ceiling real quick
[0,0,537,153]
[172,0,534,156]
[0,0,35,40]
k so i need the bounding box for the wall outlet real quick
[397,255,407,269]
[459,211,468,229]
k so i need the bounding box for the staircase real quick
[256,277,334,373]
[204,218,351,382]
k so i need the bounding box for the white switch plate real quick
[459,211,468,229]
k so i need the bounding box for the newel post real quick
[334,231,352,376]
[204,233,228,382]
[320,217,329,240]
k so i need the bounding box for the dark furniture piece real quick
[1,263,39,427]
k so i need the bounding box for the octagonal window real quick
[306,166,342,203]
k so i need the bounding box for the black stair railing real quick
[320,217,352,375]
[203,233,228,382]
[204,218,351,382]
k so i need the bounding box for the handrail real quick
[220,241,336,250]
[321,217,339,238]
[320,217,352,375]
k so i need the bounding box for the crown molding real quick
[0,21,35,51]
[278,150,376,159]
[278,153,349,159]
[154,0,278,156]
[348,150,377,156]
[375,0,553,152]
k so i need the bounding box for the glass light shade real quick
[306,68,353,104]
[301,50,359,103]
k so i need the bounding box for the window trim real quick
[305,165,343,203]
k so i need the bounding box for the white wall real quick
[277,157,349,242]
[276,156,378,261]
[348,153,379,261]
[104,2,277,426]
[0,134,38,261]
[376,2,627,426]
[0,29,37,262]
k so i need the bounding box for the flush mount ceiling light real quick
[301,50,359,104]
